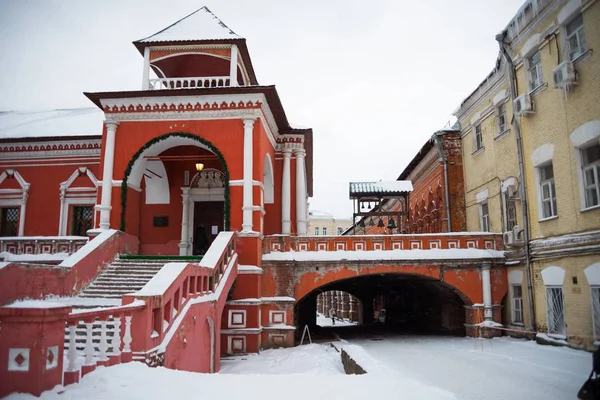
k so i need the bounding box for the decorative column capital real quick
[104,120,120,131]
[282,148,293,157]
[293,148,306,157]
[481,262,491,270]
[242,117,256,129]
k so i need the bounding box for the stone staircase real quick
[64,257,184,353]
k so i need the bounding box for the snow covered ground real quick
[346,334,591,400]
[316,312,358,327]
[6,344,454,400]
[4,335,590,400]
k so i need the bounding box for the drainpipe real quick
[496,30,536,331]
[432,131,452,232]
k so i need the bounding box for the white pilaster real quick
[295,149,307,235]
[18,189,28,236]
[58,189,66,235]
[142,47,150,90]
[99,121,119,230]
[482,264,493,321]
[242,118,256,232]
[179,188,191,255]
[229,44,239,87]
[281,149,292,234]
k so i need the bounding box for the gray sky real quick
[0,0,525,218]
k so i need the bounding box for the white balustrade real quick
[66,324,78,371]
[84,321,95,365]
[123,316,132,354]
[148,76,231,90]
[98,320,109,362]
[111,317,121,356]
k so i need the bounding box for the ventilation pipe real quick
[496,30,536,331]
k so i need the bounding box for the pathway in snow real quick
[316,312,357,327]
[345,334,591,400]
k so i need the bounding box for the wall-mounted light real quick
[196,162,204,172]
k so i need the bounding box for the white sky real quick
[0,0,525,218]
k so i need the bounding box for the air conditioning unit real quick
[503,231,514,246]
[553,61,576,89]
[513,225,524,244]
[513,93,534,115]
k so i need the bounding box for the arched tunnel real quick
[294,273,470,341]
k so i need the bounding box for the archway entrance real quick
[295,273,469,341]
[119,132,230,255]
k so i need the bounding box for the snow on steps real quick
[64,256,189,353]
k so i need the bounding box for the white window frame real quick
[580,144,600,209]
[538,163,557,219]
[496,102,508,135]
[479,201,489,232]
[545,286,566,337]
[473,124,483,153]
[314,227,319,236]
[511,284,524,324]
[527,50,543,91]
[565,14,587,61]
[322,227,327,236]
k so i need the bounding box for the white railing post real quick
[98,320,109,363]
[111,316,122,356]
[123,315,133,353]
[66,324,78,371]
[84,321,95,366]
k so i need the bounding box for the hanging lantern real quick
[196,162,205,172]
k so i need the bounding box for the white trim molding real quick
[58,167,98,235]
[0,169,30,236]
[584,263,600,286]
[541,266,566,286]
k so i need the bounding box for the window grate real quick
[546,287,566,336]
[71,206,93,236]
[592,287,600,341]
[0,207,19,236]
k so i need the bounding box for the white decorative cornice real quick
[0,139,102,160]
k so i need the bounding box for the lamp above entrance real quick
[196,162,205,172]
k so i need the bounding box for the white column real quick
[98,320,109,362]
[99,121,119,230]
[58,188,66,235]
[18,189,28,236]
[122,316,133,354]
[142,47,150,90]
[242,118,256,232]
[281,149,292,234]
[66,324,78,371]
[111,317,121,356]
[482,263,493,321]
[84,321,95,366]
[295,149,307,235]
[229,44,238,87]
[179,188,191,255]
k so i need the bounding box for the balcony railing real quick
[149,76,231,90]
[0,236,88,255]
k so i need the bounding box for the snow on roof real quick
[138,6,242,44]
[263,248,505,262]
[350,181,413,195]
[0,108,104,139]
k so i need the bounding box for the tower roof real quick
[136,6,242,45]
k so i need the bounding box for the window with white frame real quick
[527,51,543,91]
[474,124,483,152]
[314,227,319,236]
[545,286,566,336]
[322,227,327,236]
[581,143,600,208]
[566,14,587,60]
[539,163,557,218]
[512,284,524,324]
[497,103,508,135]
[592,287,600,342]
[479,201,489,232]
[337,227,343,235]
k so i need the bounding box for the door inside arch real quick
[193,201,224,255]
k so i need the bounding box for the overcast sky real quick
[0,0,525,218]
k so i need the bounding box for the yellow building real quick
[307,210,352,236]
[455,0,600,348]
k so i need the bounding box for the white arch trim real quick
[569,120,600,148]
[557,0,582,25]
[520,33,541,58]
[128,136,215,189]
[151,51,231,64]
[541,266,566,286]
[584,263,600,286]
[531,144,554,167]
[508,270,523,285]
[0,169,30,236]
[263,153,274,204]
[58,167,98,236]
[501,177,517,193]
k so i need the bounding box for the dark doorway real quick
[193,201,224,255]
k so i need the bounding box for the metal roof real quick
[349,181,413,197]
